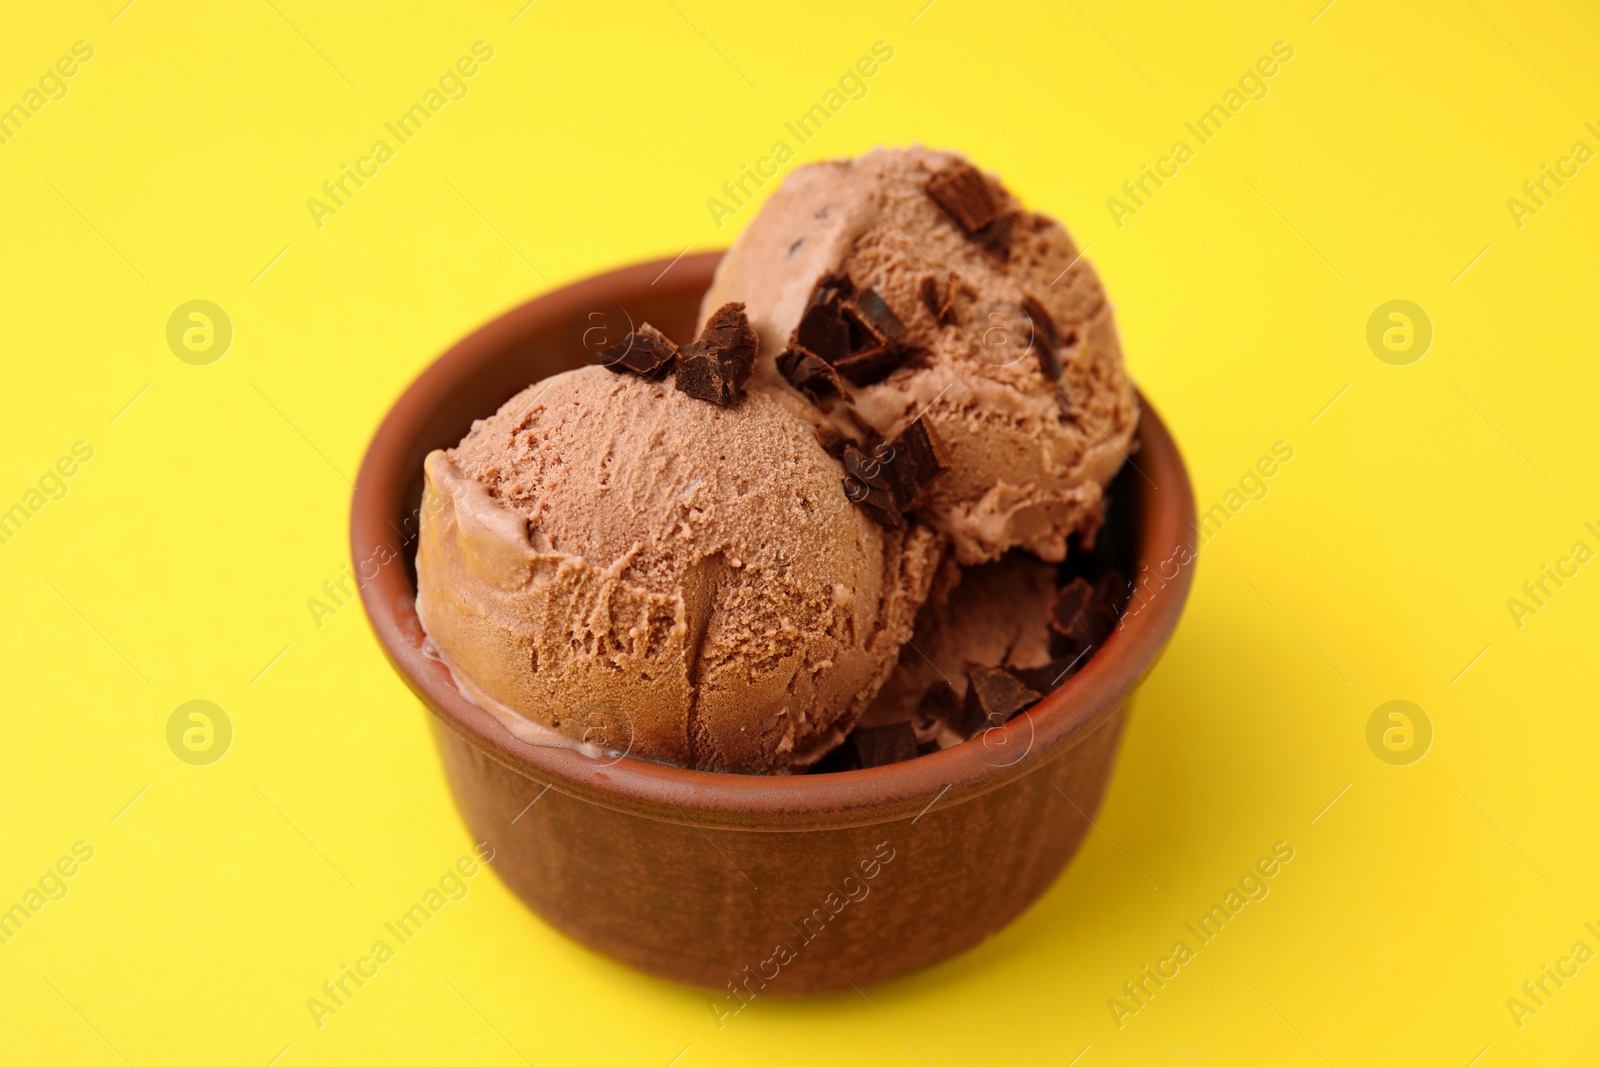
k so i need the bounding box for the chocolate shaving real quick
[813,425,848,459]
[920,274,956,325]
[846,722,919,768]
[675,302,758,406]
[917,679,962,731]
[597,323,677,380]
[844,288,905,344]
[839,417,951,524]
[778,348,844,403]
[841,444,904,529]
[1048,578,1094,637]
[832,344,908,386]
[1021,294,1062,381]
[1049,571,1125,660]
[796,300,851,363]
[974,214,1014,261]
[812,271,856,302]
[925,162,997,235]
[960,666,1041,737]
[785,275,915,392]
[1021,295,1061,350]
[877,417,952,511]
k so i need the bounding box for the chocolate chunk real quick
[796,300,851,363]
[675,302,759,406]
[841,472,903,529]
[788,274,911,387]
[813,425,848,459]
[847,722,919,768]
[832,344,908,386]
[925,162,997,235]
[916,739,942,757]
[597,322,677,379]
[1050,572,1124,660]
[842,443,893,491]
[917,679,963,731]
[1021,294,1062,380]
[1024,299,1062,382]
[812,271,856,302]
[778,347,844,402]
[974,214,1014,261]
[877,417,952,511]
[1021,295,1061,350]
[844,288,906,344]
[960,666,1041,737]
[1048,578,1094,637]
[920,274,957,325]
[841,443,904,527]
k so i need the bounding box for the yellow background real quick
[3,0,1598,1063]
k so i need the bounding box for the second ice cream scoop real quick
[701,146,1139,565]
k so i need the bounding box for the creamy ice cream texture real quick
[415,366,942,774]
[700,145,1139,565]
[414,145,1139,775]
[861,551,1061,749]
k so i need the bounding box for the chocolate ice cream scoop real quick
[414,365,943,773]
[700,146,1139,565]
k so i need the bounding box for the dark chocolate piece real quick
[813,425,847,459]
[916,739,942,757]
[1050,571,1124,660]
[925,162,997,235]
[960,666,1041,737]
[844,288,906,344]
[847,722,919,768]
[841,476,903,529]
[811,271,856,302]
[1021,295,1060,350]
[675,302,759,406]
[1021,294,1062,380]
[796,300,851,363]
[1048,577,1094,637]
[597,322,677,379]
[787,274,913,390]
[919,273,957,325]
[841,443,904,528]
[878,417,952,511]
[778,347,845,402]
[917,679,963,731]
[974,213,1014,261]
[832,344,909,386]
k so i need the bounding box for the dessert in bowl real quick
[352,148,1194,993]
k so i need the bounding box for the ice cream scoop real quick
[859,551,1061,749]
[414,363,943,774]
[700,145,1139,565]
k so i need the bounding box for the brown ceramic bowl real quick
[352,252,1195,996]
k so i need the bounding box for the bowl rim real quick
[351,251,1196,831]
